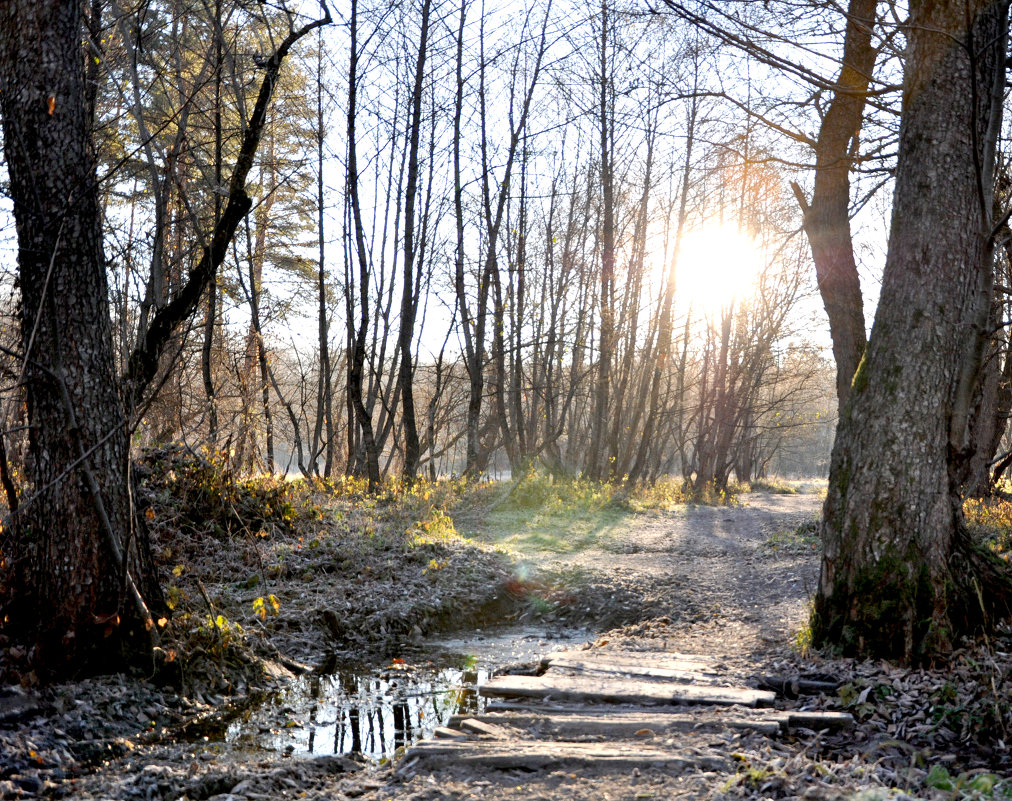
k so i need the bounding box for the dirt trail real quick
[547,491,822,652]
[382,490,835,801]
[9,485,1008,800]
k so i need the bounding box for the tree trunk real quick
[791,0,876,410]
[963,321,1012,497]
[814,0,1012,662]
[0,0,163,677]
[397,0,431,480]
[588,0,616,480]
[314,27,335,479]
[201,0,224,448]
[344,0,381,490]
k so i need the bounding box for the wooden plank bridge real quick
[398,648,852,774]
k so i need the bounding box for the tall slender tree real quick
[398,0,432,479]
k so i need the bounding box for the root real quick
[950,527,1012,637]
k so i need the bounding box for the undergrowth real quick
[745,476,800,494]
[136,450,752,690]
[139,445,327,540]
[765,520,820,554]
[138,447,515,690]
[963,496,1012,560]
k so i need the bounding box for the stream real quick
[226,626,592,760]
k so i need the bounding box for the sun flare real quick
[674,225,762,316]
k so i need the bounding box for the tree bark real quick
[345,0,382,490]
[588,0,616,480]
[201,0,224,447]
[815,0,1012,662]
[314,27,335,479]
[791,0,876,410]
[0,0,163,676]
[0,0,329,677]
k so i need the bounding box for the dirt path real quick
[5,485,1010,800]
[379,490,836,801]
[541,491,822,657]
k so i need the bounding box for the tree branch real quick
[123,2,332,408]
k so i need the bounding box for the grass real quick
[452,473,631,555]
[746,476,800,494]
[963,495,1012,560]
[469,503,629,555]
[143,452,747,614]
[764,520,820,554]
[449,471,738,556]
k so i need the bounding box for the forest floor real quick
[2,458,1012,800]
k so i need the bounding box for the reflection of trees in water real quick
[342,672,362,754]
[307,676,320,754]
[392,699,411,749]
[286,667,480,758]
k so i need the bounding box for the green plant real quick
[765,520,820,553]
[747,476,800,494]
[925,764,1012,799]
[793,607,814,656]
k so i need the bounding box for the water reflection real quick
[226,663,488,760]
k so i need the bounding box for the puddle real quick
[226,626,591,760]
[426,625,591,667]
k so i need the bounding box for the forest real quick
[1,0,1012,798]
[3,0,834,486]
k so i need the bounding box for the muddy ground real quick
[2,477,1012,800]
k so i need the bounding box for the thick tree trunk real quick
[814,0,1012,662]
[0,0,163,676]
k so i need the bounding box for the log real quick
[404,739,732,772]
[758,675,841,697]
[456,718,512,739]
[0,691,47,725]
[479,674,775,708]
[779,710,854,730]
[451,709,783,737]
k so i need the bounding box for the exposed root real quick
[949,526,1012,637]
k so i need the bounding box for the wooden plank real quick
[545,650,718,671]
[480,674,775,708]
[451,710,783,737]
[485,698,595,714]
[782,711,854,730]
[457,718,511,739]
[547,658,718,684]
[433,726,468,739]
[404,739,731,772]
